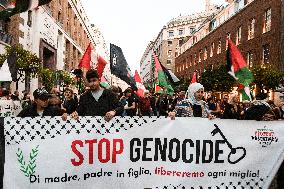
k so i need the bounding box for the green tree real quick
[199,65,235,92]
[251,65,284,94]
[38,69,75,92]
[0,45,41,81]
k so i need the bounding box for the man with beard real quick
[71,69,123,121]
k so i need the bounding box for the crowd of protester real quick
[0,69,283,189]
[0,69,282,122]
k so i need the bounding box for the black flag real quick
[110,44,137,90]
[7,47,18,82]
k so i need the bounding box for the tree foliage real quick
[199,65,235,92]
[0,45,41,79]
[38,69,75,92]
[0,46,76,91]
[251,65,284,92]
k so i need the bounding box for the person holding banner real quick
[17,88,66,119]
[71,69,123,121]
[168,82,215,120]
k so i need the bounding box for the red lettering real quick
[112,139,124,163]
[98,138,110,163]
[71,140,84,166]
[85,139,97,164]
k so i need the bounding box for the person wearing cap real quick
[71,69,123,121]
[168,83,215,120]
[17,88,65,117]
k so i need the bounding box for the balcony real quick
[0,30,12,45]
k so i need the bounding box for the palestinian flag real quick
[0,0,52,20]
[100,76,110,89]
[226,39,254,101]
[153,51,174,95]
[155,84,163,94]
[159,61,180,84]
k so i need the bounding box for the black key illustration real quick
[211,124,246,164]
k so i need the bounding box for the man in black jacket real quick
[17,88,64,117]
[71,69,123,121]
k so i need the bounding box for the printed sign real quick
[3,117,284,189]
[0,100,22,117]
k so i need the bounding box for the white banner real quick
[3,117,284,189]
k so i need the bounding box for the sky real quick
[82,0,226,74]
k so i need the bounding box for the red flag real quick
[155,84,163,94]
[191,71,197,83]
[134,70,145,97]
[227,39,247,72]
[97,55,108,79]
[78,43,92,70]
[134,70,142,83]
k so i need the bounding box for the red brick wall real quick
[175,0,283,79]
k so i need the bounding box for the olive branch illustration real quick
[16,145,39,177]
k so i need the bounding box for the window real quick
[167,59,172,65]
[204,47,208,60]
[168,50,172,56]
[263,8,271,33]
[194,53,197,65]
[263,44,270,64]
[209,19,217,31]
[210,43,214,57]
[199,50,202,62]
[226,33,231,49]
[248,18,255,40]
[168,30,174,37]
[236,26,241,45]
[167,40,172,46]
[178,29,184,35]
[57,11,63,24]
[179,39,183,47]
[27,10,32,27]
[247,51,253,67]
[217,40,222,54]
[193,36,197,44]
[189,27,195,34]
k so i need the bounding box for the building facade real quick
[175,0,284,80]
[140,0,220,85]
[0,0,97,93]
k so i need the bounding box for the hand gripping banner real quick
[2,117,284,189]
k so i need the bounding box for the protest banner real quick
[0,100,22,117]
[2,117,284,189]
